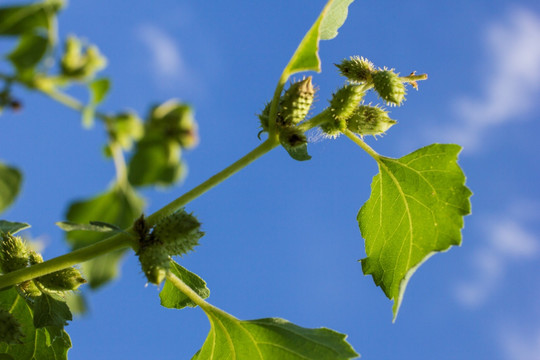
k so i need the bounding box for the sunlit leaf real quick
[7,34,48,74]
[193,305,358,360]
[0,221,30,235]
[160,260,209,309]
[0,162,22,214]
[359,144,472,319]
[0,1,63,36]
[283,0,355,76]
[0,288,71,359]
[82,77,110,128]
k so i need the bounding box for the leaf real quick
[193,306,358,360]
[7,33,49,73]
[82,77,110,128]
[0,1,63,36]
[283,0,355,76]
[160,260,209,309]
[0,288,71,359]
[128,138,185,187]
[55,221,121,233]
[0,162,22,214]
[0,221,30,235]
[64,185,144,288]
[32,293,72,329]
[358,144,472,319]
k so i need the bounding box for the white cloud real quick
[501,327,540,360]
[137,24,186,84]
[454,206,539,308]
[440,8,540,151]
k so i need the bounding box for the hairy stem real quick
[0,231,136,289]
[343,129,381,160]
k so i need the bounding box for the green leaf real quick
[160,260,209,309]
[0,288,71,359]
[32,293,72,329]
[82,77,110,128]
[128,138,185,187]
[55,220,121,233]
[7,33,49,73]
[280,141,311,161]
[0,221,30,235]
[193,306,358,360]
[358,144,472,319]
[283,0,355,76]
[0,162,22,214]
[0,1,63,36]
[64,185,144,288]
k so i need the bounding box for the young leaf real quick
[0,288,71,359]
[160,260,209,309]
[0,1,63,36]
[358,144,472,319]
[7,34,49,74]
[82,77,110,128]
[0,162,22,214]
[32,293,72,329]
[55,220,121,233]
[193,306,358,360]
[283,0,355,76]
[64,185,144,288]
[0,221,30,235]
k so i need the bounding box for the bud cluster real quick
[60,36,107,80]
[136,210,203,285]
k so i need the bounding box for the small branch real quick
[0,231,136,289]
[343,129,381,161]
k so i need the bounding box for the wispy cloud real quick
[439,8,540,151]
[136,24,187,88]
[454,203,539,307]
[501,326,540,360]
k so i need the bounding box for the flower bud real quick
[37,267,87,291]
[0,232,29,273]
[280,76,315,125]
[321,85,365,137]
[372,69,406,106]
[138,244,170,285]
[335,56,375,83]
[152,209,203,257]
[347,105,397,136]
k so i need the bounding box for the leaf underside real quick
[358,144,472,319]
[0,163,22,215]
[160,260,210,309]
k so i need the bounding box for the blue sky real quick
[2,0,540,359]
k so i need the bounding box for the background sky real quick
[2,0,540,359]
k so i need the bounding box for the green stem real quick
[0,231,136,289]
[166,271,212,311]
[145,137,279,227]
[343,129,381,161]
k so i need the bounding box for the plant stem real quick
[166,271,211,311]
[145,137,279,227]
[343,129,381,161]
[0,231,136,289]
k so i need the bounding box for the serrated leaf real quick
[283,0,354,76]
[359,143,472,319]
[7,33,48,73]
[33,293,72,329]
[0,221,30,235]
[82,77,110,128]
[64,185,144,288]
[128,138,185,187]
[55,220,120,233]
[0,2,63,36]
[160,260,209,309]
[0,288,71,359]
[0,162,22,214]
[193,306,358,360]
